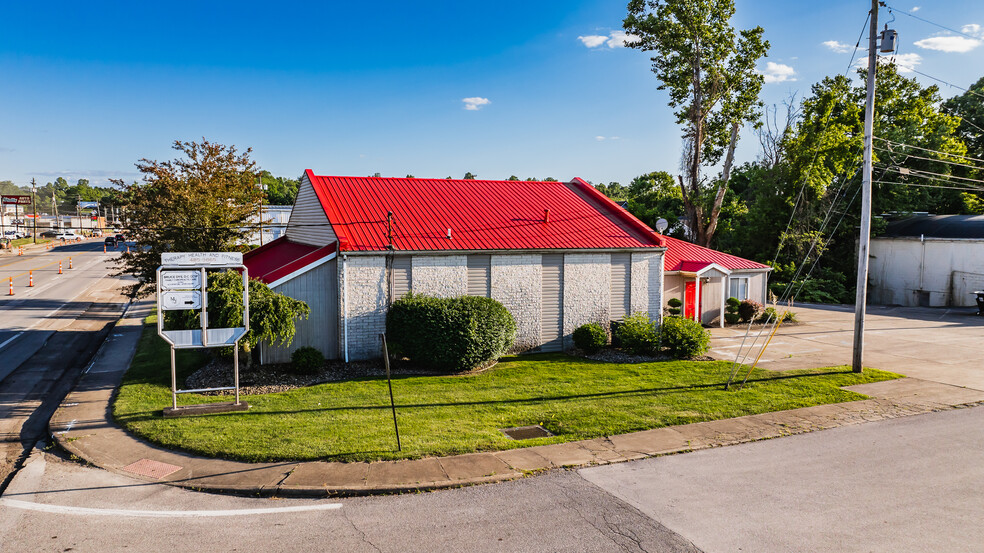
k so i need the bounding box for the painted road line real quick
[0,331,24,351]
[0,498,343,517]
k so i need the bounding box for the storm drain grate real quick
[122,458,183,479]
[500,425,553,440]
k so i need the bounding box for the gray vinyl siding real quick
[467,254,491,297]
[391,256,412,302]
[285,174,337,246]
[260,258,338,363]
[540,254,564,352]
[610,253,631,320]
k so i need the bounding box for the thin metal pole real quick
[234,341,240,405]
[171,346,178,410]
[380,333,401,451]
[853,0,879,374]
[31,179,37,244]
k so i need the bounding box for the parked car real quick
[40,230,59,238]
[3,230,28,239]
[104,236,118,247]
[55,231,81,241]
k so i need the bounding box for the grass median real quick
[113,322,902,463]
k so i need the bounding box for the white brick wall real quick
[630,252,664,323]
[563,254,611,348]
[412,255,467,297]
[340,255,387,361]
[339,250,665,359]
[491,254,542,352]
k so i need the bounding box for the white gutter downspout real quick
[342,254,349,363]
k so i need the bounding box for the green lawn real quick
[113,323,902,463]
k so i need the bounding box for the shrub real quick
[386,293,516,373]
[658,316,711,359]
[573,323,608,353]
[725,297,741,311]
[738,299,762,323]
[614,312,658,355]
[291,346,324,375]
[756,306,778,324]
[782,310,797,322]
[666,297,683,317]
[724,312,741,325]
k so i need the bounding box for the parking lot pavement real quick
[708,303,984,391]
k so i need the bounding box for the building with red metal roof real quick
[661,235,772,327]
[245,172,667,363]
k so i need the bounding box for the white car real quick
[55,232,81,241]
[3,230,28,239]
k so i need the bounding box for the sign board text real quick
[161,291,202,311]
[160,270,202,291]
[161,252,243,267]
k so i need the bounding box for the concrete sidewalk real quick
[49,302,984,497]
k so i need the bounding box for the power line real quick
[875,180,984,193]
[875,164,984,191]
[873,145,984,172]
[885,5,984,40]
[873,136,984,165]
[905,68,984,100]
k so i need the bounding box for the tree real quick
[113,139,264,297]
[596,172,685,236]
[507,175,520,181]
[259,171,299,206]
[463,172,477,179]
[624,0,769,247]
[942,75,984,161]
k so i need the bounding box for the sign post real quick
[156,252,250,417]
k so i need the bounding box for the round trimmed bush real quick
[658,316,710,359]
[666,297,683,316]
[738,299,762,323]
[726,297,741,312]
[386,293,516,373]
[724,312,741,325]
[291,346,324,375]
[614,313,658,355]
[573,323,608,353]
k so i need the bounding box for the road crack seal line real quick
[340,508,382,552]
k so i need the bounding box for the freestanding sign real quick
[156,252,249,416]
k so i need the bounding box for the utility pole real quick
[31,178,37,244]
[853,0,879,374]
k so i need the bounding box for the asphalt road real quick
[0,240,128,492]
[581,405,984,553]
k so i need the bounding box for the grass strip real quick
[114,323,902,463]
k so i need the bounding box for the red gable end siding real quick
[662,235,770,272]
[244,236,337,284]
[305,171,665,252]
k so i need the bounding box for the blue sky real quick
[2,0,983,189]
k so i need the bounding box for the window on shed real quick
[467,255,491,297]
[729,276,749,300]
[610,253,631,320]
[391,256,412,302]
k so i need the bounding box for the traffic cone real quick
[28,271,33,287]
[69,257,73,269]
[18,247,23,256]
[103,244,106,253]
[58,261,63,274]
[7,277,12,296]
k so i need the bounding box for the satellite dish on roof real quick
[655,218,669,234]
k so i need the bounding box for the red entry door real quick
[684,281,701,320]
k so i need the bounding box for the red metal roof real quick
[244,236,337,284]
[662,235,770,272]
[305,171,665,252]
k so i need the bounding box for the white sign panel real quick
[161,252,243,267]
[160,270,202,291]
[161,291,202,311]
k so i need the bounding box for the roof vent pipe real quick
[447,228,452,240]
[544,209,550,223]
[386,211,395,250]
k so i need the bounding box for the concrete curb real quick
[48,310,984,497]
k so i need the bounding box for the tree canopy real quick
[624,0,769,247]
[115,139,264,297]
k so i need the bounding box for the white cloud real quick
[595,136,622,142]
[823,40,852,53]
[462,97,491,111]
[577,35,608,48]
[962,24,982,37]
[911,6,920,12]
[578,31,640,49]
[914,35,981,53]
[853,52,922,73]
[761,61,796,83]
[595,136,607,141]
